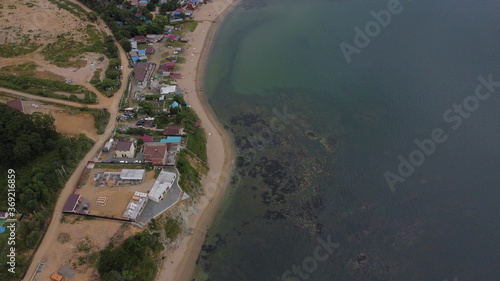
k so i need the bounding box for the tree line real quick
[78,0,182,51]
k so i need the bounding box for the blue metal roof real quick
[160,136,182,143]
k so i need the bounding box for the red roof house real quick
[135,35,147,43]
[6,98,24,112]
[143,143,170,165]
[139,134,154,143]
[165,62,175,70]
[63,194,81,213]
[146,46,154,54]
[167,34,179,41]
[163,126,183,136]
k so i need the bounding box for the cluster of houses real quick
[127,0,204,8]
[129,35,159,64]
[102,125,185,166]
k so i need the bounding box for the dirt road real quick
[21,3,132,280]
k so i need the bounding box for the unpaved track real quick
[20,1,132,279]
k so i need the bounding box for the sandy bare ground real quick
[20,100,99,141]
[0,0,84,45]
[155,1,238,280]
[0,0,111,100]
[77,168,156,218]
[37,218,140,281]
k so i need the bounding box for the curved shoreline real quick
[155,0,238,280]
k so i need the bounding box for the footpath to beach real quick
[155,0,237,280]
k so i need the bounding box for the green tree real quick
[105,69,121,79]
[119,37,132,52]
[101,78,116,89]
[109,58,121,68]
[146,1,156,11]
[138,101,155,116]
[88,12,98,21]
[160,1,180,14]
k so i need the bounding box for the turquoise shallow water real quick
[194,0,500,280]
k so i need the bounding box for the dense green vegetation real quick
[0,63,97,104]
[84,107,111,134]
[78,0,182,41]
[172,96,207,162]
[159,0,181,14]
[120,127,164,136]
[0,43,40,58]
[176,150,201,195]
[0,104,94,281]
[97,231,163,281]
[164,218,181,240]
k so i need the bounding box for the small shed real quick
[102,141,113,152]
[50,273,64,281]
[62,194,81,213]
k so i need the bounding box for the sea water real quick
[193,0,500,280]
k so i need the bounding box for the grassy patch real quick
[57,232,71,244]
[153,167,162,178]
[0,62,97,103]
[176,56,186,64]
[92,109,109,134]
[90,68,102,84]
[183,21,198,32]
[0,43,40,58]
[176,150,201,195]
[42,27,117,67]
[0,74,97,103]
[76,237,94,253]
[47,0,89,21]
[165,41,185,48]
[164,218,181,240]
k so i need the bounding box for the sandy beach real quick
[155,0,238,280]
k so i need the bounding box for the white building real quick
[122,191,148,221]
[160,85,177,95]
[148,170,177,202]
[115,141,136,158]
